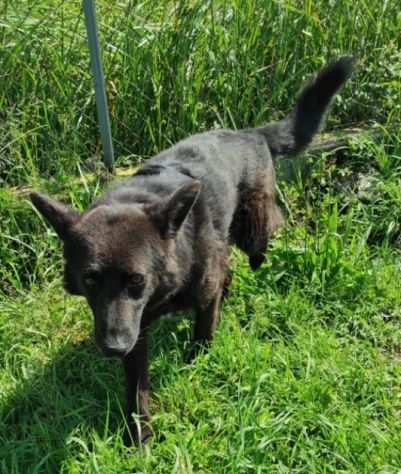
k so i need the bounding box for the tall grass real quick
[1,1,401,472]
[1,0,400,185]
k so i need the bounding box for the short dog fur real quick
[30,57,353,444]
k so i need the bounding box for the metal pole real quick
[83,0,114,169]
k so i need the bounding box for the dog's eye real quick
[128,273,145,287]
[126,273,145,298]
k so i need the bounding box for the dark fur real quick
[30,57,353,444]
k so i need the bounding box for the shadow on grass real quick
[0,314,193,473]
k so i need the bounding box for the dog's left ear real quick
[30,192,80,241]
[148,180,201,239]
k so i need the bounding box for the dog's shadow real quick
[0,314,192,473]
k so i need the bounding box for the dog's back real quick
[99,57,353,268]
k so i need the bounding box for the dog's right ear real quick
[147,180,201,239]
[30,192,80,241]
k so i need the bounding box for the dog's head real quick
[30,181,200,357]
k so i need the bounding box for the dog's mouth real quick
[98,344,135,359]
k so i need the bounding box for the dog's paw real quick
[186,340,211,363]
[186,346,199,364]
[249,253,265,271]
[123,423,152,447]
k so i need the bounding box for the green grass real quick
[1,0,401,472]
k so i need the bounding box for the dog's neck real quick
[145,214,197,318]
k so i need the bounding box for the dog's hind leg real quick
[248,198,283,270]
[231,180,284,271]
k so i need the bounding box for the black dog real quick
[30,57,353,443]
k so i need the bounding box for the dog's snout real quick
[93,299,142,358]
[102,342,130,358]
[97,327,136,358]
[101,333,134,357]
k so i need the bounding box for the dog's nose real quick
[95,324,138,358]
[100,335,133,358]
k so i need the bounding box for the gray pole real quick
[83,0,114,169]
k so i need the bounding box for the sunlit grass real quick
[1,1,401,472]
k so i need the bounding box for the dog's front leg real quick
[123,331,151,445]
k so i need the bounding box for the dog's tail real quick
[255,56,354,158]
